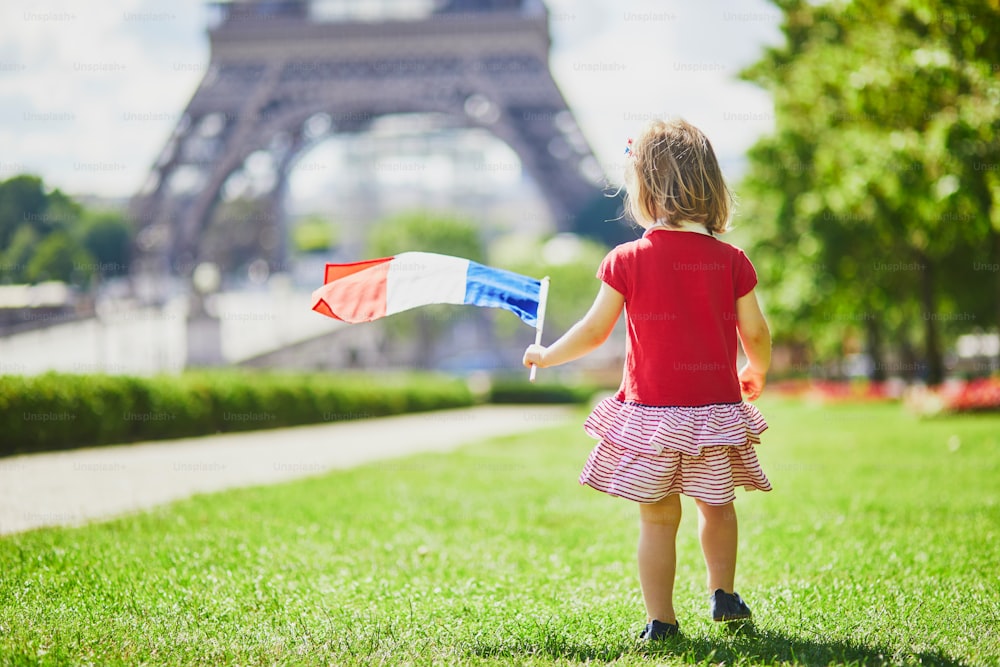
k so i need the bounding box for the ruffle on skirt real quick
[579,397,772,505]
[583,397,768,456]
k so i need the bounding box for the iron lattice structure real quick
[129,0,604,283]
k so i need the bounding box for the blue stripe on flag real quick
[463,262,541,327]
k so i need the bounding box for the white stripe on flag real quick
[385,252,470,316]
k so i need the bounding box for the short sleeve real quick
[733,248,758,298]
[597,246,629,297]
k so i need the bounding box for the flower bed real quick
[770,379,905,403]
[905,377,1000,416]
[797,380,903,404]
[942,377,1000,412]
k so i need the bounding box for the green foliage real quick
[367,210,485,262]
[740,0,1000,383]
[80,210,132,277]
[41,188,83,234]
[0,400,997,664]
[0,225,37,283]
[0,174,48,247]
[0,371,474,456]
[24,231,94,284]
[291,214,339,253]
[0,175,131,286]
[488,378,601,404]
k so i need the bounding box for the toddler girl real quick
[523,118,772,640]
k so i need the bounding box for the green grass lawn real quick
[1,398,998,666]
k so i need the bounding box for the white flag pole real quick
[528,276,550,383]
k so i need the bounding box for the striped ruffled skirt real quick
[579,397,772,505]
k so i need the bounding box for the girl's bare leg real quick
[637,494,682,623]
[695,500,738,593]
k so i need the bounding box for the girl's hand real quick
[739,364,766,401]
[523,344,547,369]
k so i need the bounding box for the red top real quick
[598,226,758,407]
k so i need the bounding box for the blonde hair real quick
[624,118,733,234]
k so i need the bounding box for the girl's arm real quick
[736,288,771,401]
[523,282,624,369]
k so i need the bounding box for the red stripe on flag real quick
[323,256,393,284]
[312,256,392,323]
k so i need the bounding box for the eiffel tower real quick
[129,0,606,285]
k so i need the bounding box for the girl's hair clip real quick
[624,137,634,157]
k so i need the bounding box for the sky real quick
[0,0,783,202]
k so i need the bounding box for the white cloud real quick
[547,0,781,185]
[0,0,207,196]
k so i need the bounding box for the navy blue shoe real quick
[639,619,680,640]
[710,589,752,622]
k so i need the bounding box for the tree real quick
[81,211,131,278]
[367,211,485,263]
[0,175,48,248]
[42,188,83,235]
[739,0,1000,384]
[1,226,37,284]
[0,175,121,287]
[25,232,94,284]
[291,214,340,254]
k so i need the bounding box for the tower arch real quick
[130,0,604,286]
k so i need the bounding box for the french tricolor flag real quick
[311,252,544,327]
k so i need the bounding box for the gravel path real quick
[0,405,573,536]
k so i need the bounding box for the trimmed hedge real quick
[0,371,474,457]
[488,378,603,405]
